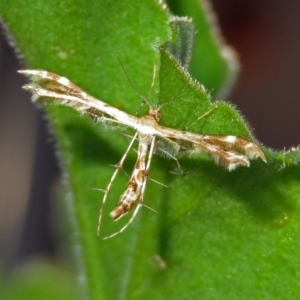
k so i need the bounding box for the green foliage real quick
[0,262,76,300]
[167,0,239,99]
[0,0,300,299]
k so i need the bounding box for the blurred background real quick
[0,0,300,272]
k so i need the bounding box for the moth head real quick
[148,108,161,122]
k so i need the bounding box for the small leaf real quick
[167,0,239,99]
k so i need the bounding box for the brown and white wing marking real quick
[189,138,251,171]
[190,134,266,171]
[200,135,266,161]
[157,127,266,171]
[18,70,138,127]
[18,70,99,109]
[190,137,265,171]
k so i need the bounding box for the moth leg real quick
[97,132,138,239]
[103,135,156,240]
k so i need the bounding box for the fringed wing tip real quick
[18,70,39,77]
[216,155,250,171]
[200,147,249,171]
[246,144,267,163]
[20,83,40,103]
[226,161,248,171]
[218,145,266,171]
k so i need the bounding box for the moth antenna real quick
[117,55,155,112]
[184,104,218,130]
[157,82,187,111]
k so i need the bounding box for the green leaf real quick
[1,1,300,300]
[0,262,76,300]
[166,0,239,99]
